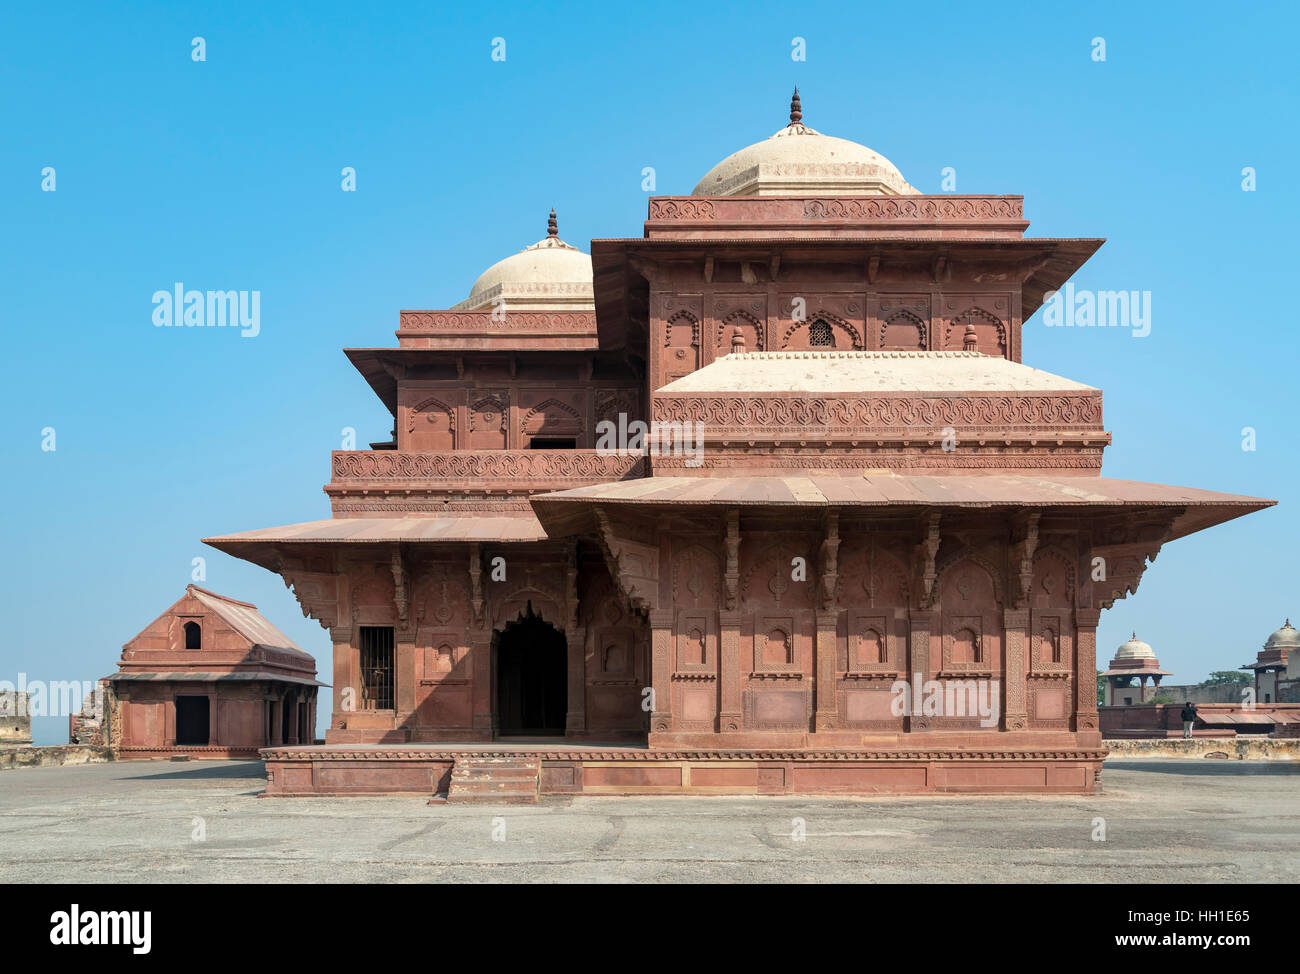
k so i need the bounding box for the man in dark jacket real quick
[1181,701,1197,739]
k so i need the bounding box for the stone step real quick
[446,756,540,803]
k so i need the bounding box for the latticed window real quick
[809,319,835,347]
[359,626,395,710]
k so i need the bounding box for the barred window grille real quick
[359,626,395,710]
[809,319,835,347]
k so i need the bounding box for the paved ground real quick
[1,759,1297,883]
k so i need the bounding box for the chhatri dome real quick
[451,208,594,313]
[692,87,919,197]
[1265,619,1300,651]
[1114,633,1156,660]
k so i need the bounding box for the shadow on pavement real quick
[121,760,266,781]
[1105,758,1300,777]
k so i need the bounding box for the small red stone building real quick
[204,91,1275,797]
[106,586,323,759]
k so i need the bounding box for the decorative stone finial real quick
[963,320,979,352]
[1132,632,1137,640]
[789,86,802,125]
[731,325,746,354]
[547,208,558,237]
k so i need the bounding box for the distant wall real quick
[0,691,32,744]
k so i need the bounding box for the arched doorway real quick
[494,604,567,737]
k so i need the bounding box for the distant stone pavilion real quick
[104,586,323,759]
[1100,634,1172,706]
[204,90,1274,797]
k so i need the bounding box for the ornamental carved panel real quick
[406,397,455,451]
[936,557,1002,677]
[468,393,508,450]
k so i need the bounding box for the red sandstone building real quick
[205,91,1274,797]
[105,586,322,759]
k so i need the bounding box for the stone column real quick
[565,623,586,738]
[719,610,742,732]
[649,608,674,736]
[1003,609,1029,731]
[396,632,417,732]
[1076,608,1101,733]
[907,609,934,732]
[814,610,838,732]
[471,631,493,739]
[330,627,354,725]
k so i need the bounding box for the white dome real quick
[452,210,593,312]
[692,89,917,198]
[1265,619,1300,651]
[1115,633,1156,661]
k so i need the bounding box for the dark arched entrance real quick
[495,605,567,737]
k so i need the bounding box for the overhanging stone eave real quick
[528,475,1275,544]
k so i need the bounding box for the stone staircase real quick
[445,755,540,803]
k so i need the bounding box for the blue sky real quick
[2,1,1296,743]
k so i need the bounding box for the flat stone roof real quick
[655,351,1097,394]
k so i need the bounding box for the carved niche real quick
[521,397,583,444]
[468,393,508,450]
[935,554,1002,677]
[663,309,700,382]
[742,539,813,677]
[837,537,910,677]
[407,397,455,451]
[715,309,764,355]
[944,308,1007,357]
[671,543,720,673]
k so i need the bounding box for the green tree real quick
[1200,670,1250,687]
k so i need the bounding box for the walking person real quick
[1181,700,1197,739]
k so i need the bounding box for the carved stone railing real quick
[396,311,598,349]
[645,195,1028,239]
[328,450,645,491]
[653,391,1105,437]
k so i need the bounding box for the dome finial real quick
[789,85,802,125]
[1132,632,1137,640]
[547,207,558,238]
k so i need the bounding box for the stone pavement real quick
[1,758,1297,883]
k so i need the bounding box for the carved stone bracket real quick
[390,546,409,631]
[1011,512,1041,609]
[594,507,661,616]
[916,513,942,609]
[818,509,840,611]
[724,508,740,611]
[468,544,484,625]
[564,540,579,633]
[1087,513,1178,610]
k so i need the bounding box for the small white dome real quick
[452,210,593,313]
[1115,633,1156,661]
[692,88,917,198]
[1265,619,1300,651]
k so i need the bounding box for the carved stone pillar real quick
[814,610,838,731]
[329,627,353,727]
[396,632,416,730]
[471,632,493,738]
[1076,608,1101,733]
[565,622,586,737]
[1002,608,1029,731]
[649,608,674,735]
[907,609,934,732]
[719,610,742,732]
